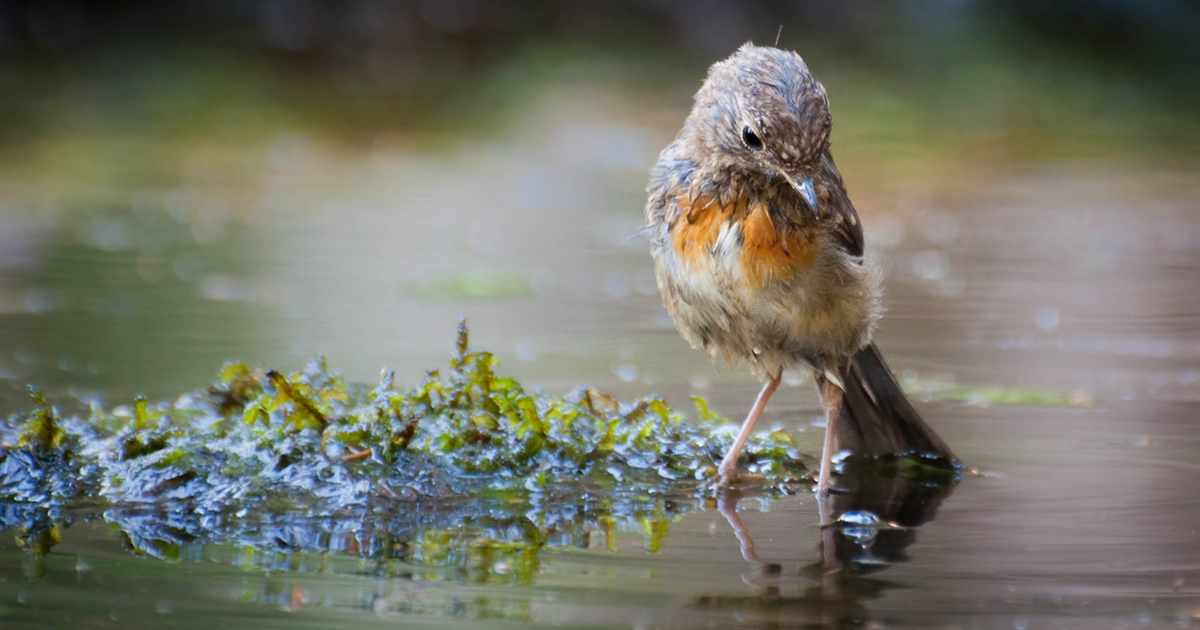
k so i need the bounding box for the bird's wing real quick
[820,153,864,258]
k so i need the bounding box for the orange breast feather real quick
[670,193,734,265]
[739,200,816,287]
[671,193,815,288]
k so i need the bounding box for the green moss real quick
[15,387,66,454]
[1,321,807,513]
[2,388,85,505]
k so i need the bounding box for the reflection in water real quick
[0,460,955,625]
[707,460,958,628]
[3,488,684,582]
[0,488,736,623]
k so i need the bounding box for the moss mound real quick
[0,321,808,514]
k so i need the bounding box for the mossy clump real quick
[0,321,807,514]
[0,387,87,505]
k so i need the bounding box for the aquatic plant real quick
[0,324,968,588]
[0,321,807,515]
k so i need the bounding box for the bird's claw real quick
[711,463,769,490]
[713,460,740,488]
[712,472,736,489]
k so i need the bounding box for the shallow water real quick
[2,87,1200,628]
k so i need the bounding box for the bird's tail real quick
[830,343,955,462]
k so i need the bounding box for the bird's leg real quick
[717,371,782,486]
[816,374,844,495]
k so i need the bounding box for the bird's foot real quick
[703,458,740,488]
[715,458,741,487]
[711,461,768,489]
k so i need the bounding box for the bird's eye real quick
[742,126,763,150]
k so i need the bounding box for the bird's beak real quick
[783,173,819,216]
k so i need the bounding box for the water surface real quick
[1,78,1199,629]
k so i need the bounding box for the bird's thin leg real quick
[816,376,844,495]
[717,372,782,485]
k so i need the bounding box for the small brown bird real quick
[645,44,955,491]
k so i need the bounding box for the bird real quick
[644,43,955,492]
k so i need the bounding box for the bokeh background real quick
[4,2,1200,627]
[0,0,1197,407]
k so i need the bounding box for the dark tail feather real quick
[833,343,956,462]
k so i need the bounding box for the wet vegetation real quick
[0,322,974,596]
[0,322,818,580]
[1,321,807,510]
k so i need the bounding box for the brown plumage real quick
[645,43,955,491]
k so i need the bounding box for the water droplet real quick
[838,511,879,545]
[838,511,879,526]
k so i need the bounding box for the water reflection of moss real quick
[69,489,693,593]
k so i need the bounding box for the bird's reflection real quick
[706,457,959,628]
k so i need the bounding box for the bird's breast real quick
[669,191,817,290]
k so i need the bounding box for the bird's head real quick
[689,43,835,214]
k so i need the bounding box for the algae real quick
[0,321,807,516]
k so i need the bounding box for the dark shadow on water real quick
[701,458,959,628]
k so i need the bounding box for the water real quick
[2,77,1200,628]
